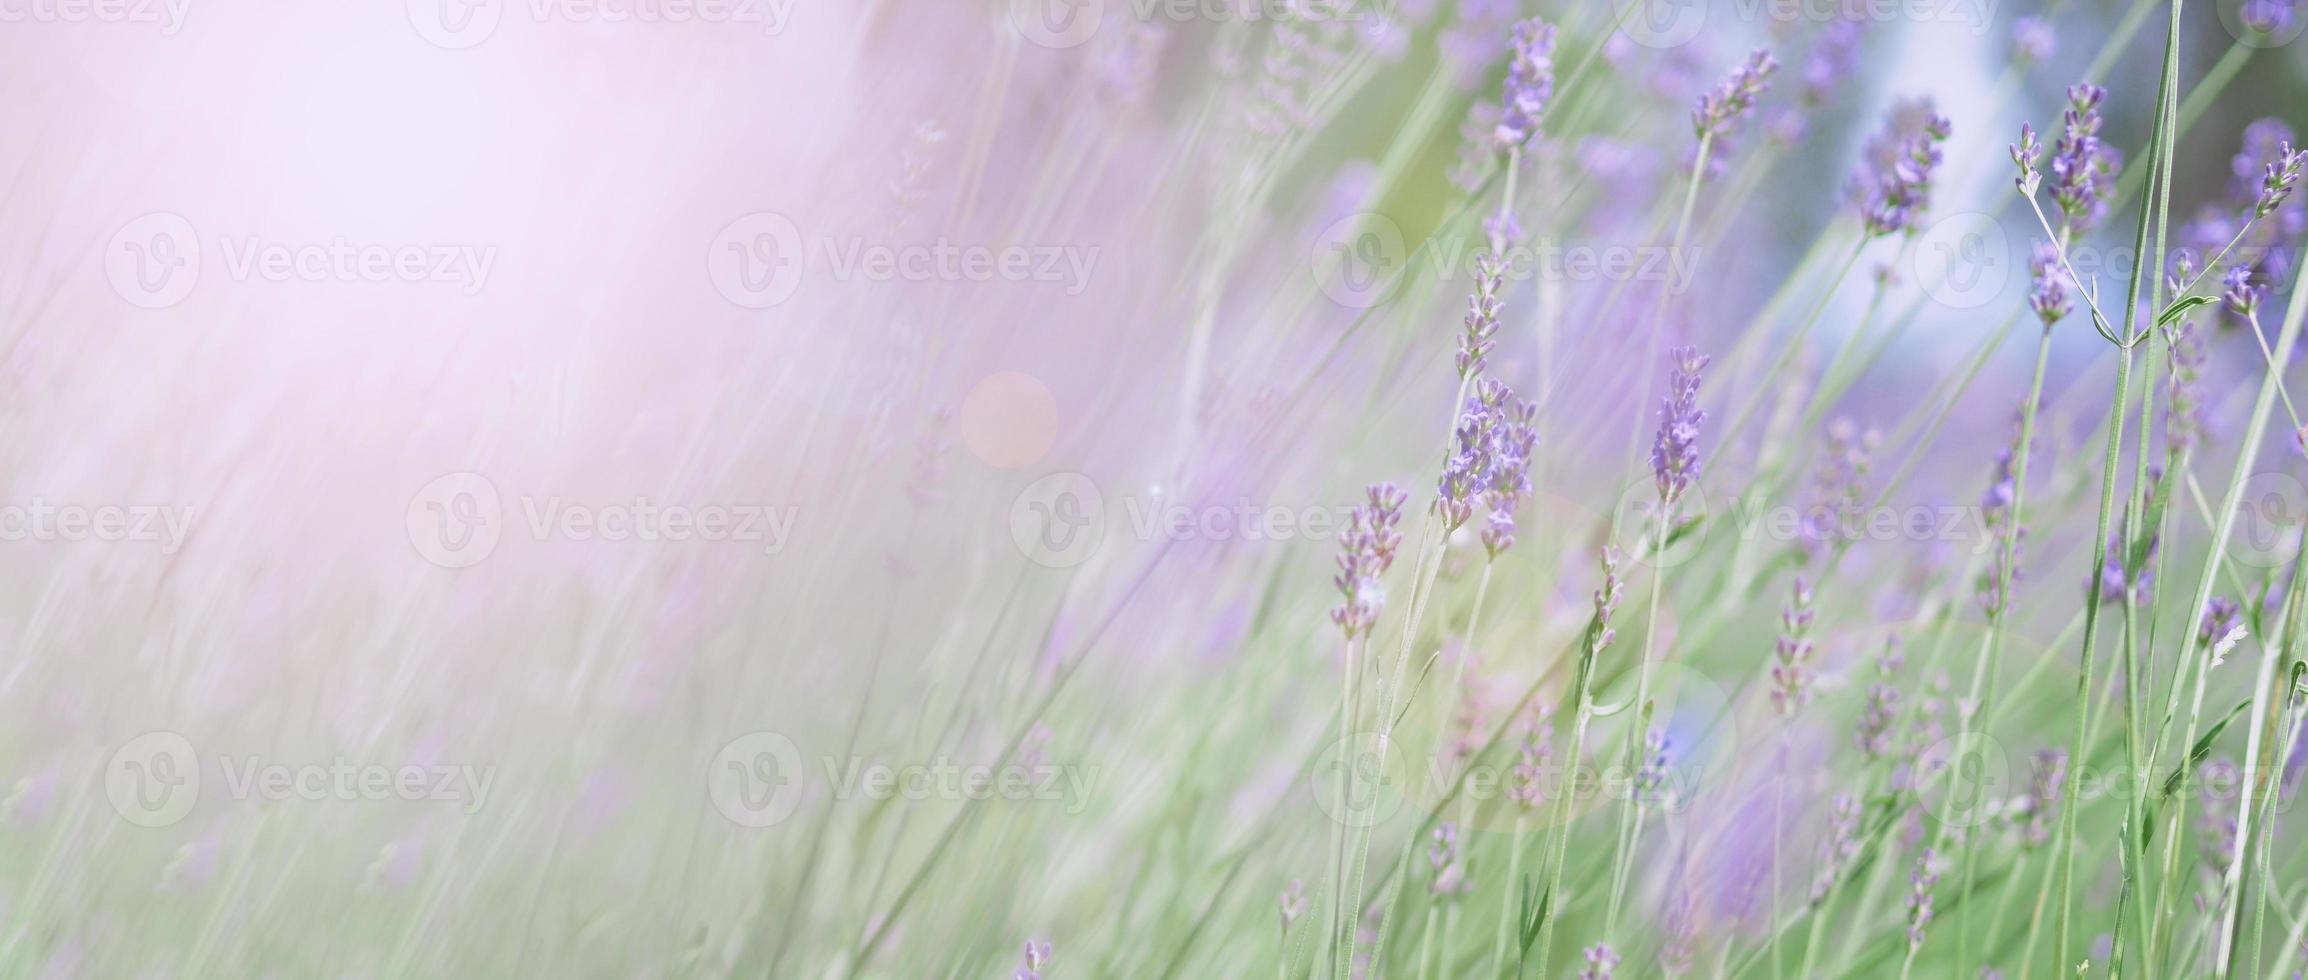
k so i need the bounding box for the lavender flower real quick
[1650,346,1712,506]
[2012,16,2054,65]
[1771,577,1818,717]
[1692,49,1778,144]
[1579,943,1620,980]
[1509,702,1553,811]
[2223,264,2265,318]
[1014,939,1051,980]
[1279,878,1306,932]
[2201,597,2244,646]
[1493,18,1557,149]
[1798,419,1878,561]
[2165,315,2209,458]
[1907,849,1942,951]
[1811,793,1862,906]
[2097,525,2157,607]
[1856,105,1953,237]
[1428,821,1470,899]
[1591,547,1627,656]
[2047,83,2119,232]
[1857,639,1905,761]
[1457,257,1505,380]
[2256,139,2306,218]
[2028,242,2071,328]
[1439,380,1539,549]
[1331,483,1409,637]
[1978,405,2031,616]
[1635,727,1673,806]
[2011,122,2043,194]
[2014,749,2068,849]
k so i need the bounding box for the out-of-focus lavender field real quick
[4,0,2308,977]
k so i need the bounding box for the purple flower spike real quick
[1014,939,1051,980]
[1857,105,1952,237]
[2048,83,2119,232]
[1579,943,1620,980]
[1693,49,1778,144]
[2028,242,2071,328]
[2223,264,2265,317]
[1493,18,1557,149]
[1330,483,1408,638]
[1650,346,1711,506]
[1770,576,1818,717]
[1439,380,1539,551]
[1457,257,1504,381]
[2257,140,2306,219]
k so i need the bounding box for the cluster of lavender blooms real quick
[2006,749,2069,849]
[1650,347,1711,508]
[1797,420,1878,562]
[1012,940,1050,980]
[1509,701,1553,811]
[1690,49,1778,175]
[1428,821,1470,899]
[1856,639,1905,761]
[2180,120,2307,322]
[2163,312,2210,459]
[1811,794,1863,907]
[1277,878,1306,934]
[1330,484,1408,638]
[1578,942,1620,980]
[1855,102,1953,237]
[2045,84,2119,233]
[1438,380,1540,558]
[1977,404,2031,616]
[1772,19,1861,142]
[2027,243,2072,329]
[2011,16,2054,66]
[1635,727,1674,806]
[1906,849,1942,951]
[1492,18,1557,150]
[1770,577,1818,717]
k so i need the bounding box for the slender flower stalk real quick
[1533,547,1626,976]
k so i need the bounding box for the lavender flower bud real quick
[1427,821,1469,899]
[1591,547,1626,656]
[1771,577,1818,717]
[2029,242,2071,327]
[1493,18,1558,149]
[1650,346,1712,505]
[1015,939,1052,980]
[2165,317,2209,459]
[2257,141,2306,219]
[1457,257,1505,380]
[1907,849,1942,951]
[1330,483,1409,637]
[2012,122,2043,195]
[2012,17,2054,65]
[1811,793,1862,906]
[2222,264,2264,317]
[2048,83,2119,232]
[1858,106,1952,237]
[1579,943,1621,980]
[1279,879,1307,931]
[1692,49,1778,144]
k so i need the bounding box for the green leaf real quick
[2160,699,2252,801]
[2155,294,2216,329]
